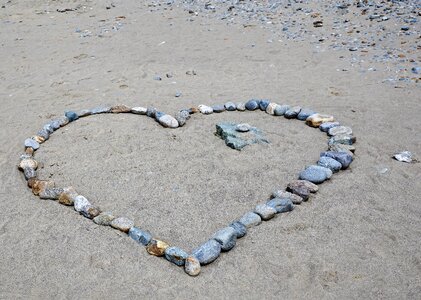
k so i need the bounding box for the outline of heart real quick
[18,101,355,276]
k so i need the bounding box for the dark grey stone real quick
[321,151,353,169]
[229,221,247,238]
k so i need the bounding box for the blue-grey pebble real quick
[236,102,246,111]
[284,106,301,119]
[328,134,356,146]
[299,165,333,184]
[24,138,40,150]
[320,122,340,132]
[321,151,353,169]
[146,107,157,118]
[212,227,237,251]
[239,212,262,228]
[318,156,342,172]
[175,92,182,97]
[65,111,79,122]
[266,198,294,213]
[43,124,54,134]
[128,227,152,246]
[154,111,165,119]
[49,119,61,130]
[37,129,49,140]
[245,100,259,110]
[229,221,247,238]
[297,108,316,121]
[212,104,226,113]
[164,247,189,266]
[225,102,236,111]
[191,240,221,265]
[90,106,111,114]
[274,105,290,116]
[259,99,270,111]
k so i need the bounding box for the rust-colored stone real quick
[146,239,169,257]
[111,104,131,113]
[32,180,55,196]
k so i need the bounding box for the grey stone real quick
[297,108,316,121]
[192,240,221,265]
[212,227,237,251]
[239,212,262,228]
[164,247,189,266]
[131,107,147,115]
[224,102,236,111]
[146,107,157,118]
[185,256,201,276]
[265,103,278,115]
[236,123,251,132]
[299,165,333,184]
[93,212,115,226]
[39,187,64,200]
[259,99,270,110]
[321,151,353,169]
[37,129,50,141]
[212,104,226,113]
[328,134,356,146]
[254,203,277,220]
[157,114,179,128]
[91,106,111,114]
[23,167,36,180]
[274,105,290,116]
[245,100,259,110]
[175,110,190,127]
[236,102,246,111]
[328,144,355,157]
[266,198,294,213]
[65,111,79,122]
[110,217,134,233]
[318,156,342,172]
[74,195,91,212]
[229,221,247,238]
[129,227,152,246]
[328,126,353,136]
[284,106,301,119]
[216,122,269,151]
[320,122,340,132]
[24,138,39,150]
[271,190,303,204]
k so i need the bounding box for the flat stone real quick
[212,104,226,113]
[157,114,179,128]
[321,151,353,169]
[58,187,78,206]
[320,122,340,132]
[229,221,247,238]
[306,114,335,127]
[286,181,311,201]
[259,99,270,110]
[165,247,189,266]
[245,99,259,111]
[266,198,294,213]
[271,190,303,204]
[185,256,201,276]
[175,110,190,127]
[93,212,115,226]
[216,122,268,151]
[224,102,236,111]
[110,217,134,233]
[77,109,92,117]
[74,195,91,212]
[18,158,38,170]
[212,227,237,251]
[24,138,39,150]
[328,134,356,146]
[299,165,333,184]
[111,104,131,113]
[274,105,290,116]
[287,180,319,193]
[39,187,64,200]
[239,212,262,228]
[318,156,342,172]
[236,102,246,111]
[32,180,55,196]
[191,240,221,265]
[284,106,301,119]
[328,144,356,155]
[198,104,213,114]
[265,103,278,115]
[128,227,152,246]
[91,106,111,114]
[297,108,316,121]
[146,239,170,257]
[328,126,353,136]
[65,111,79,122]
[254,203,277,220]
[131,107,147,115]
[235,123,251,132]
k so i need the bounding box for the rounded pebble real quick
[321,151,353,169]
[146,239,170,256]
[245,100,259,110]
[65,111,79,122]
[198,104,213,114]
[284,106,301,119]
[229,221,247,238]
[212,104,226,113]
[259,99,270,110]
[266,198,294,213]
[239,212,262,228]
[265,102,278,115]
[58,187,78,206]
[274,105,290,116]
[131,107,147,115]
[318,156,343,172]
[305,114,335,127]
[271,190,303,204]
[74,195,91,212]
[93,212,115,226]
[224,102,236,111]
[212,227,237,251]
[165,247,189,266]
[235,123,251,132]
[110,217,134,233]
[157,114,179,128]
[299,165,333,184]
[24,138,39,150]
[185,256,201,276]
[297,108,316,121]
[191,240,221,265]
[254,203,277,220]
[236,102,246,111]
[328,126,353,136]
[128,227,152,245]
[319,122,340,132]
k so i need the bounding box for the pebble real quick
[43,123,54,134]
[393,151,413,163]
[245,99,259,110]
[128,227,152,245]
[305,114,335,127]
[49,119,61,130]
[81,205,101,219]
[39,187,64,200]
[175,110,190,127]
[74,195,91,212]
[31,180,55,196]
[153,75,162,81]
[274,105,290,116]
[265,102,278,115]
[266,198,294,213]
[288,180,319,193]
[328,134,356,145]
[24,138,40,150]
[175,92,182,97]
[239,212,262,228]
[236,102,246,111]
[57,116,70,127]
[328,144,355,156]
[224,102,236,111]
[18,158,38,170]
[297,108,316,121]
[271,190,303,204]
[23,167,36,180]
[286,182,310,201]
[93,212,116,226]
[320,122,340,132]
[146,239,170,256]
[65,111,79,122]
[212,227,237,251]
[235,123,251,132]
[212,104,226,113]
[299,165,333,184]
[154,111,165,119]
[58,187,78,206]
[321,151,353,169]
[37,129,50,141]
[91,106,111,114]
[110,217,134,233]
[198,104,213,114]
[318,156,343,172]
[284,106,301,119]
[131,107,147,115]
[254,203,277,220]
[146,107,157,118]
[184,256,201,276]
[157,114,179,128]
[32,135,45,144]
[328,126,353,136]
[78,109,91,117]
[259,99,270,111]
[165,247,189,266]
[229,221,247,238]
[191,240,221,265]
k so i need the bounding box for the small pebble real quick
[175,92,182,97]
[239,212,262,228]
[321,151,353,169]
[265,103,278,115]
[254,203,277,220]
[39,187,64,200]
[65,111,79,122]
[235,123,251,132]
[297,108,316,121]
[155,111,165,119]
[31,180,55,196]
[18,158,38,170]
[328,144,355,156]
[131,107,147,115]
[43,123,54,134]
[286,181,312,201]
[259,99,270,111]
[157,114,179,128]
[299,165,333,184]
[185,256,201,276]
[284,106,301,119]
[128,227,152,245]
[49,119,61,130]
[153,75,162,81]
[191,240,221,265]
[320,122,340,132]
[23,167,36,180]
[198,104,213,114]
[24,138,39,150]
[288,180,319,193]
[305,114,335,127]
[245,99,259,111]
[224,102,236,111]
[328,134,356,145]
[58,187,78,206]
[271,190,303,204]
[32,135,45,144]
[229,221,247,238]
[318,156,343,172]
[212,104,226,113]
[266,198,294,213]
[110,217,134,233]
[393,151,413,163]
[111,105,131,113]
[146,107,157,118]
[328,126,353,136]
[81,205,101,219]
[236,102,246,111]
[57,116,69,127]
[74,195,91,212]
[212,227,237,251]
[93,212,115,226]
[37,129,50,141]
[165,247,189,266]
[90,106,111,114]
[274,105,290,116]
[175,110,190,127]
[146,239,169,256]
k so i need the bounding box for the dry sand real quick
[0,1,420,299]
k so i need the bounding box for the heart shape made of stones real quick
[18,100,355,276]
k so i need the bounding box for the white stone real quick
[328,126,353,136]
[265,103,278,115]
[131,107,147,114]
[198,105,213,114]
[158,114,179,128]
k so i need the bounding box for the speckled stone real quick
[131,107,147,115]
[236,102,246,111]
[191,240,221,265]
[80,205,101,219]
[31,180,55,196]
[287,180,319,193]
[24,138,39,150]
[37,129,50,141]
[321,151,353,169]
[224,102,236,111]
[259,99,270,111]
[235,123,251,132]
[212,227,237,251]
[110,217,134,233]
[157,114,179,128]
[265,103,278,115]
[297,108,316,121]
[245,100,259,111]
[146,239,170,257]
[254,203,277,220]
[111,104,131,113]
[65,111,79,122]
[239,212,262,228]
[271,190,303,204]
[318,156,343,172]
[320,122,340,132]
[328,126,353,136]
[198,104,213,114]
[274,105,290,116]
[185,256,201,276]
[58,187,78,206]
[266,198,294,213]
[212,104,226,113]
[93,212,115,226]
[146,107,157,118]
[39,187,64,200]
[328,144,355,156]
[23,167,36,180]
[299,165,333,184]
[284,106,301,119]
[128,227,152,246]
[328,134,356,146]
[18,158,38,170]
[91,106,111,114]
[305,114,335,127]
[74,195,91,212]
[175,110,190,127]
[165,247,189,266]
[229,221,247,238]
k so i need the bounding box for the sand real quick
[0,1,420,299]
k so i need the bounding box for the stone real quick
[37,129,50,141]
[236,102,246,111]
[239,212,262,228]
[286,181,313,201]
[189,107,199,114]
[32,135,45,144]
[245,100,259,111]
[110,217,134,233]
[24,138,39,150]
[131,107,147,115]
[57,116,70,127]
[49,119,61,130]
[318,156,342,172]
[259,99,270,111]
[65,111,79,122]
[32,180,55,196]
[271,190,303,204]
[146,107,157,118]
[328,144,356,155]
[39,187,64,200]
[287,180,319,193]
[229,221,247,238]
[157,114,179,128]
[284,106,301,119]
[198,104,213,114]
[146,239,170,257]
[297,108,316,121]
[185,256,201,276]
[216,122,268,151]
[77,109,92,117]
[320,122,340,132]
[43,123,54,134]
[212,227,237,251]
[328,134,356,146]
[154,111,165,119]
[265,103,278,115]
[328,126,353,136]
[165,247,189,266]
[128,227,152,246]
[58,187,78,206]
[235,123,251,132]
[18,158,38,170]
[299,165,333,184]
[175,110,190,127]
[111,105,131,113]
[191,240,221,265]
[266,198,294,213]
[25,147,34,155]
[212,104,226,113]
[93,212,115,226]
[91,106,111,114]
[175,92,182,97]
[254,203,277,220]
[224,102,236,111]
[306,114,335,127]
[80,205,101,219]
[321,151,353,169]
[274,105,290,116]
[74,195,91,212]
[23,167,36,180]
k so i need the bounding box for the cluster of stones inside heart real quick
[18,100,356,277]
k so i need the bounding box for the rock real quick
[146,239,170,256]
[25,147,34,155]
[328,134,356,145]
[157,114,179,128]
[32,135,45,144]
[321,151,353,169]
[58,187,78,205]
[80,205,101,219]
[288,180,319,193]
[74,195,91,212]
[393,151,414,163]
[131,107,147,115]
[284,106,301,119]
[216,122,268,151]
[235,123,251,132]
[23,167,36,180]
[185,256,201,276]
[245,99,259,110]
[198,104,213,114]
[18,158,38,170]
[165,247,189,266]
[229,221,247,238]
[37,129,50,141]
[320,122,340,132]
[236,102,246,111]
[239,212,262,228]
[153,75,162,81]
[212,227,237,251]
[65,111,79,122]
[259,99,270,111]
[175,110,190,127]
[306,114,335,127]
[318,156,342,172]
[224,102,236,111]
[78,109,91,117]
[328,144,356,155]
[212,104,226,113]
[286,180,314,201]
[24,138,39,150]
[265,103,278,115]
[191,240,221,265]
[254,203,277,220]
[328,126,353,136]
[39,187,64,200]
[110,217,134,233]
[146,107,157,118]
[297,108,316,121]
[188,107,199,114]
[49,119,61,130]
[266,198,294,213]
[274,105,290,116]
[154,111,165,119]
[55,116,69,127]
[271,190,303,204]
[43,123,54,134]
[299,165,333,184]
[32,180,55,196]
[91,106,111,114]
[93,212,115,226]
[128,227,152,246]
